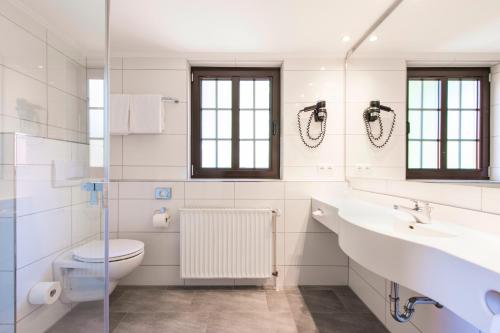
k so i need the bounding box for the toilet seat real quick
[72,239,144,263]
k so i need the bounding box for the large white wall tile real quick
[348,267,386,324]
[47,47,86,99]
[184,199,234,208]
[285,199,330,233]
[284,181,347,199]
[16,165,71,216]
[122,166,186,180]
[283,70,342,103]
[2,68,47,124]
[120,266,183,286]
[123,57,187,70]
[15,300,70,333]
[15,135,71,165]
[234,182,284,199]
[282,59,343,71]
[185,182,234,200]
[122,70,187,102]
[284,266,347,286]
[118,199,184,233]
[283,166,345,181]
[346,134,405,168]
[15,251,62,321]
[0,271,14,324]
[47,87,86,135]
[0,15,46,82]
[123,135,187,166]
[16,207,71,268]
[71,203,100,244]
[0,1,46,40]
[284,233,347,266]
[283,135,344,167]
[0,218,14,271]
[482,187,500,215]
[119,181,184,200]
[110,70,123,94]
[164,102,188,134]
[110,136,123,166]
[120,232,180,265]
[346,70,406,103]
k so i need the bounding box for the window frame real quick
[191,67,281,179]
[406,67,490,180]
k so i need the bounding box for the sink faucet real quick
[393,200,432,224]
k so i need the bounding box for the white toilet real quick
[54,239,144,303]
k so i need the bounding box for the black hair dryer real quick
[301,101,327,122]
[363,100,393,122]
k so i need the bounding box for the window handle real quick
[272,121,279,136]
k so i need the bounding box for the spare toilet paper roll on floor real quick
[153,211,171,228]
[29,281,61,305]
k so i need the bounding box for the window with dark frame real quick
[406,68,490,180]
[191,67,280,179]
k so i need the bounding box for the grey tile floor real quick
[47,286,389,333]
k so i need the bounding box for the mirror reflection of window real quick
[406,68,489,180]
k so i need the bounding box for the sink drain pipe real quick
[389,282,443,322]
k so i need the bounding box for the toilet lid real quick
[72,239,144,263]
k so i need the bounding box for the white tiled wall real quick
[0,1,87,144]
[117,180,348,288]
[491,64,500,180]
[109,56,349,287]
[14,135,99,333]
[345,59,407,180]
[0,2,96,332]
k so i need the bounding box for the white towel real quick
[129,95,164,134]
[110,94,130,135]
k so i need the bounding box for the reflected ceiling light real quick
[37,65,44,69]
[342,35,351,42]
[369,35,378,42]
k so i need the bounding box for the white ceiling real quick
[18,0,105,55]
[109,0,393,56]
[16,0,500,59]
[355,0,500,57]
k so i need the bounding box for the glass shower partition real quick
[0,0,110,332]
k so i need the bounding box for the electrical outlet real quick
[317,164,335,175]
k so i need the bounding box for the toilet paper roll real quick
[153,212,170,228]
[28,282,61,305]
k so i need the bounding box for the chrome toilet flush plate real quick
[155,187,172,200]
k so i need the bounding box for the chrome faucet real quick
[393,200,432,224]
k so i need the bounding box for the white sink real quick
[393,220,462,238]
[311,196,500,332]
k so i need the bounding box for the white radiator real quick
[180,208,274,279]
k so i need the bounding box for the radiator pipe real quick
[389,282,443,323]
[271,210,279,290]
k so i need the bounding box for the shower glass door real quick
[0,1,110,332]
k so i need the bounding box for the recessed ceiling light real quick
[37,65,44,69]
[320,66,326,71]
[342,35,351,42]
[369,35,378,42]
